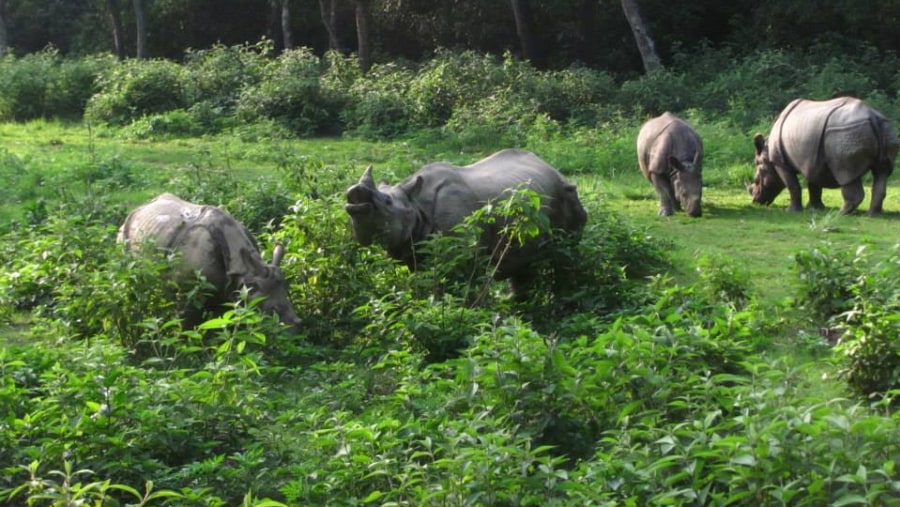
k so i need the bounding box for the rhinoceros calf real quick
[636,112,704,217]
[117,193,300,328]
[750,96,899,214]
[345,149,588,296]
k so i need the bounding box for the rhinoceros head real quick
[669,154,703,217]
[345,165,422,263]
[748,133,786,205]
[233,243,301,329]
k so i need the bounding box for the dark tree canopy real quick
[2,0,899,76]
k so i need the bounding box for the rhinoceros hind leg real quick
[839,180,865,214]
[806,184,826,210]
[868,171,889,214]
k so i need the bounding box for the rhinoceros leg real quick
[868,170,889,215]
[839,179,865,214]
[779,171,804,212]
[650,173,677,216]
[806,184,826,210]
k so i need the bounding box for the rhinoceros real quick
[750,97,899,214]
[636,112,704,217]
[345,149,588,296]
[117,193,300,328]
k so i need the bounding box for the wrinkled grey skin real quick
[345,149,588,296]
[750,97,899,214]
[117,193,300,329]
[636,112,704,217]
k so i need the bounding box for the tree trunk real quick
[574,0,595,63]
[281,0,294,50]
[620,0,662,74]
[354,0,371,72]
[0,0,8,58]
[509,0,543,67]
[133,0,148,59]
[318,0,340,51]
[106,0,126,59]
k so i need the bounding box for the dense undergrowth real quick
[2,44,900,505]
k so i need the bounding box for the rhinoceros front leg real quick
[868,170,889,215]
[839,179,865,214]
[806,184,826,210]
[779,171,804,212]
[650,173,677,216]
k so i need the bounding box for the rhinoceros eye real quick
[384,196,393,206]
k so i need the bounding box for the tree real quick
[620,0,662,73]
[0,0,7,58]
[281,0,294,49]
[510,0,543,67]
[106,0,126,59]
[319,0,340,51]
[133,0,147,58]
[354,0,371,72]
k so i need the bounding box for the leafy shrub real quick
[342,63,415,139]
[407,49,509,128]
[618,68,695,116]
[0,50,55,120]
[183,41,269,110]
[235,47,343,136]
[695,253,753,309]
[46,53,117,119]
[85,58,187,126]
[794,244,869,322]
[121,109,203,139]
[836,294,900,398]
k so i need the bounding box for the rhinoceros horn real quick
[346,165,377,214]
[359,165,376,189]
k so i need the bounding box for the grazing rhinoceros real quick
[117,193,301,328]
[345,149,588,296]
[750,97,899,214]
[636,112,704,217]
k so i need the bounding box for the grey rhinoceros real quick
[750,97,899,214]
[345,149,588,296]
[636,112,704,217]
[117,193,301,328]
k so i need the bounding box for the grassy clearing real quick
[4,121,900,506]
[3,120,899,309]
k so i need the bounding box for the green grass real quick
[3,119,899,310]
[4,120,900,506]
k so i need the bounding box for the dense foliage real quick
[3,41,899,141]
[2,43,900,506]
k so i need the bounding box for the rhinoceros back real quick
[415,149,586,233]
[774,97,896,186]
[117,193,258,297]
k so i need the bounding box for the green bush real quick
[183,41,269,110]
[794,245,869,322]
[342,63,415,139]
[235,47,343,136]
[85,58,188,126]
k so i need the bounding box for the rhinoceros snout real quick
[345,202,373,215]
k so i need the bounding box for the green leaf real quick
[362,490,383,503]
[832,494,868,506]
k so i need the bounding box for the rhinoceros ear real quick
[753,133,766,155]
[272,243,285,267]
[400,175,424,197]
